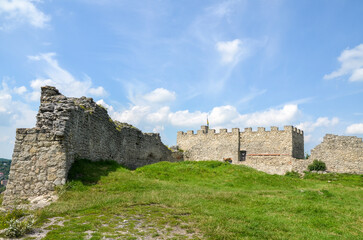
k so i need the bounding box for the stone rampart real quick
[177,125,306,175]
[3,86,177,206]
[310,134,363,174]
[240,126,304,159]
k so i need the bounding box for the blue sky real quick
[0,0,362,159]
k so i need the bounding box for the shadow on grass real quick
[67,158,127,186]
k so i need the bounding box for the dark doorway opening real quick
[240,151,246,161]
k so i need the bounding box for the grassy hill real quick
[1,160,362,239]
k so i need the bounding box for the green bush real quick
[308,160,327,171]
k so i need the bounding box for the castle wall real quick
[238,126,304,174]
[310,134,363,174]
[238,156,296,175]
[239,126,304,158]
[3,86,176,206]
[3,129,67,205]
[177,127,240,163]
[177,125,306,175]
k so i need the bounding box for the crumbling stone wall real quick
[3,86,176,206]
[310,134,363,174]
[177,125,306,175]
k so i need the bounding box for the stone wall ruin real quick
[3,86,177,206]
[310,134,362,174]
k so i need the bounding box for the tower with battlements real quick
[177,125,304,175]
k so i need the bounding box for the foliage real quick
[0,158,11,180]
[34,160,363,239]
[285,171,301,178]
[0,158,11,193]
[305,152,310,159]
[308,159,327,171]
[0,208,26,229]
[4,217,35,238]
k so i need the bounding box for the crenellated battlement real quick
[178,126,240,136]
[178,125,303,136]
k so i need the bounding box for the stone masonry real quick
[310,134,363,174]
[3,86,178,206]
[178,125,307,175]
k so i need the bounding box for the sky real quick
[0,0,362,159]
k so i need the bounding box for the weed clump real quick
[0,208,35,238]
[308,159,327,171]
[4,217,35,238]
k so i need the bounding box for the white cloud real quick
[28,52,107,99]
[169,110,207,127]
[0,80,37,157]
[109,85,301,131]
[346,123,363,134]
[350,68,363,82]
[210,105,239,125]
[147,106,170,124]
[96,99,114,113]
[13,85,27,95]
[113,105,151,126]
[89,86,107,97]
[297,117,339,132]
[143,88,176,104]
[216,39,243,64]
[0,0,50,29]
[237,104,300,127]
[324,43,363,82]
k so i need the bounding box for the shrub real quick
[308,160,327,171]
[0,208,26,229]
[4,217,35,238]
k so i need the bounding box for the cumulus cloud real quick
[324,43,363,82]
[0,0,50,29]
[0,80,37,125]
[216,39,244,64]
[89,86,107,96]
[113,105,151,126]
[143,88,176,104]
[13,85,27,95]
[237,104,300,127]
[106,86,301,132]
[346,123,363,134]
[0,80,37,157]
[169,110,208,127]
[28,52,107,99]
[296,117,339,132]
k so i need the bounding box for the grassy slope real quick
[22,160,363,239]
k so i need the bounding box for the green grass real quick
[5,160,363,239]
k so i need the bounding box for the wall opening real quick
[239,151,246,161]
